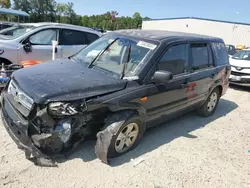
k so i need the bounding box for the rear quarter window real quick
[86,32,99,44]
[211,42,229,66]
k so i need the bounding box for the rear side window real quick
[60,29,99,45]
[211,42,229,66]
[190,43,213,71]
[158,44,188,75]
[60,29,86,45]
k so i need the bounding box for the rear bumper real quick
[1,93,56,167]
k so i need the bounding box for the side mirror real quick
[23,41,32,53]
[152,70,173,83]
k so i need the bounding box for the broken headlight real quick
[48,102,79,116]
[8,80,34,110]
[54,119,72,143]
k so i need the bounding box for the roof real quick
[42,23,103,35]
[25,22,103,36]
[143,17,250,27]
[0,8,29,17]
[113,29,222,42]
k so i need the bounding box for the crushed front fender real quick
[95,111,134,164]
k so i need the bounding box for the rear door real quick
[145,43,190,123]
[19,28,62,63]
[59,29,99,58]
[187,42,215,106]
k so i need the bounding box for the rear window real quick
[211,42,229,66]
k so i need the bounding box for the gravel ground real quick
[0,86,250,188]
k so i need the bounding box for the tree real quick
[13,0,30,13]
[105,11,118,30]
[10,2,149,30]
[133,12,142,29]
[65,2,76,24]
[56,3,67,23]
[81,15,89,27]
[0,0,11,20]
[143,16,150,20]
[13,0,56,22]
[0,0,10,8]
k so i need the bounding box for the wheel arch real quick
[208,81,223,97]
[0,57,12,65]
[216,85,223,97]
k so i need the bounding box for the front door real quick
[145,43,190,124]
[19,29,62,64]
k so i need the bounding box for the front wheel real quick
[105,114,145,158]
[197,88,220,117]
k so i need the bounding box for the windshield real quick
[232,50,250,60]
[0,25,35,39]
[74,35,157,78]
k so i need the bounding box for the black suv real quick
[1,30,230,166]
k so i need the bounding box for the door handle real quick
[181,82,190,88]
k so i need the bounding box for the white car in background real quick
[0,23,102,65]
[229,49,250,86]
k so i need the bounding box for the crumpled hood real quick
[12,59,127,104]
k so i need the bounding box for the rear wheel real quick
[197,88,220,117]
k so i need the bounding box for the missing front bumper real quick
[1,93,57,167]
[1,110,57,167]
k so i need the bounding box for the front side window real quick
[190,43,210,71]
[29,29,57,45]
[158,44,188,75]
[74,35,158,78]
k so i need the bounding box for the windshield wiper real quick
[120,44,132,79]
[88,38,119,68]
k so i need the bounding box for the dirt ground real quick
[0,86,250,188]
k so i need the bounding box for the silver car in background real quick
[0,23,102,65]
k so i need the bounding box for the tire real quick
[197,88,220,117]
[104,113,146,158]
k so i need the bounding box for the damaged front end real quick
[1,92,103,167]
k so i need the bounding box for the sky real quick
[57,0,250,24]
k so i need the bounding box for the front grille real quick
[231,71,250,76]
